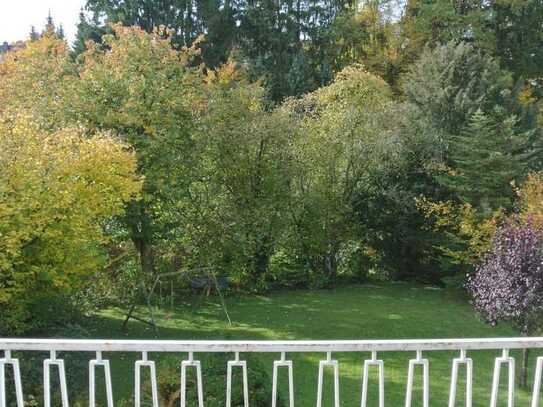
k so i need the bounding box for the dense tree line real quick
[75,0,355,99]
[1,0,542,334]
[75,0,543,99]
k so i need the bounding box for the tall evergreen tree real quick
[56,24,65,39]
[44,10,55,36]
[73,10,104,55]
[29,26,39,41]
[403,41,539,148]
[403,43,541,213]
[438,110,532,215]
[401,0,543,84]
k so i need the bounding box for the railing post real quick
[317,352,340,407]
[89,351,114,407]
[360,351,384,407]
[0,356,3,407]
[272,352,294,407]
[181,352,204,407]
[532,357,543,407]
[135,351,159,407]
[43,349,69,407]
[0,350,24,407]
[405,350,429,407]
[448,349,472,407]
[227,352,249,407]
[490,349,515,407]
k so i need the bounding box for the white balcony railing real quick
[2,337,543,407]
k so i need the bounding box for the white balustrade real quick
[181,351,204,407]
[135,351,159,407]
[227,352,249,407]
[532,356,543,407]
[89,351,114,407]
[360,351,384,407]
[490,348,515,407]
[0,350,23,407]
[448,349,473,407]
[43,350,69,407]
[0,337,542,407]
[316,352,339,407]
[405,350,429,407]
[272,352,294,407]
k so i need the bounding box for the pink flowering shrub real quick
[467,219,543,334]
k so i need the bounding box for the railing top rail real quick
[1,337,543,352]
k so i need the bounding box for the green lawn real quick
[86,283,540,406]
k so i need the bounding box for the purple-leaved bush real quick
[467,219,543,334]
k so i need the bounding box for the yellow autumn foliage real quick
[417,172,543,274]
[0,115,141,333]
[0,33,75,130]
[516,172,543,228]
[416,197,503,269]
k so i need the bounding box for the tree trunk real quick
[248,231,272,289]
[136,238,155,277]
[253,239,271,281]
[323,240,339,283]
[324,253,337,279]
[126,200,155,278]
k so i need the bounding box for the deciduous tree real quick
[468,219,543,385]
[0,116,140,334]
[72,25,206,280]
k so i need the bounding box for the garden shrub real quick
[467,217,543,386]
[467,218,543,334]
[268,250,311,289]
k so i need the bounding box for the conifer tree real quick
[29,25,39,41]
[56,24,65,39]
[44,10,55,36]
[439,110,531,215]
[73,9,104,55]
